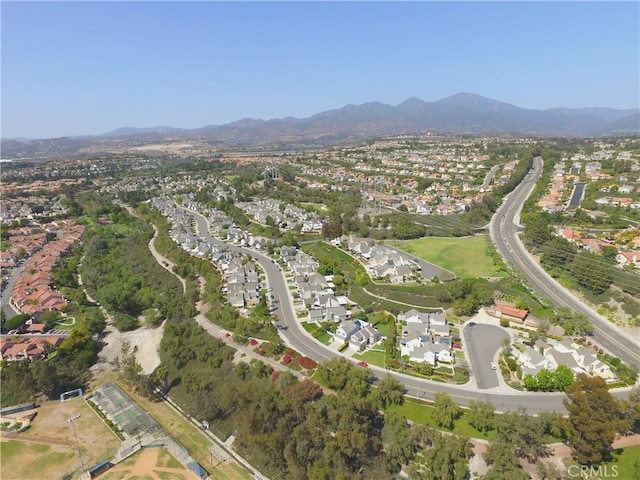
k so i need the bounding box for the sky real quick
[2,1,639,139]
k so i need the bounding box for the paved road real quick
[463,324,508,389]
[1,264,23,320]
[186,208,617,414]
[489,157,640,371]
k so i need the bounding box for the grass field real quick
[385,234,505,279]
[0,441,76,480]
[0,397,121,480]
[601,444,640,479]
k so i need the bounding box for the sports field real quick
[97,447,191,480]
[0,397,121,480]
[385,234,505,279]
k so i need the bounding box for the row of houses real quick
[11,222,84,316]
[399,309,453,365]
[224,257,262,308]
[150,197,267,310]
[236,198,323,232]
[518,338,614,379]
[0,336,62,362]
[557,227,640,270]
[331,235,419,284]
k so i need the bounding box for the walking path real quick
[362,286,445,311]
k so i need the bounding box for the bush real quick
[282,355,292,365]
[499,318,510,327]
[297,356,317,369]
[3,313,30,332]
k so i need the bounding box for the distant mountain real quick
[588,112,640,137]
[2,93,638,158]
[101,126,188,137]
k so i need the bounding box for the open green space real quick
[600,444,640,480]
[353,349,386,365]
[385,234,505,278]
[301,322,334,345]
[386,397,496,440]
[305,241,453,311]
[0,441,76,480]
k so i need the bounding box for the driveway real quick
[463,324,508,389]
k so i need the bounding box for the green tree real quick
[564,373,621,464]
[571,251,613,295]
[483,439,529,479]
[467,400,495,433]
[552,364,574,391]
[410,432,472,480]
[372,375,404,408]
[381,411,415,472]
[432,392,461,430]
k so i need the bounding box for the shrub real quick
[283,355,292,365]
[499,318,510,327]
[297,356,317,369]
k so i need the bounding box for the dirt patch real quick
[136,322,164,375]
[97,448,191,480]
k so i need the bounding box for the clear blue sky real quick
[2,1,639,138]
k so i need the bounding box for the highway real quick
[187,209,636,414]
[489,156,640,370]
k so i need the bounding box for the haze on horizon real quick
[1,1,638,139]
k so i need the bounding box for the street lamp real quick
[68,414,85,471]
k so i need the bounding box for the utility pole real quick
[68,414,85,471]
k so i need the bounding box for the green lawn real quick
[301,322,334,345]
[0,440,76,480]
[385,234,505,278]
[353,350,386,366]
[600,444,640,479]
[386,398,496,440]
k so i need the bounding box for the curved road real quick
[489,157,640,371]
[186,208,623,414]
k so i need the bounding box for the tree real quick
[552,364,574,391]
[467,400,495,433]
[372,375,404,409]
[432,392,461,430]
[410,432,472,480]
[571,251,613,295]
[38,310,59,326]
[483,439,529,479]
[564,373,621,464]
[381,411,415,472]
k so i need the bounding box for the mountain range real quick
[3,93,639,158]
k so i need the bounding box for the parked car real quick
[490,362,497,370]
[357,361,368,367]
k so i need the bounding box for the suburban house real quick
[401,334,453,365]
[492,304,529,324]
[398,309,447,326]
[349,325,382,351]
[335,319,382,350]
[0,336,62,362]
[517,337,614,379]
[617,251,640,269]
